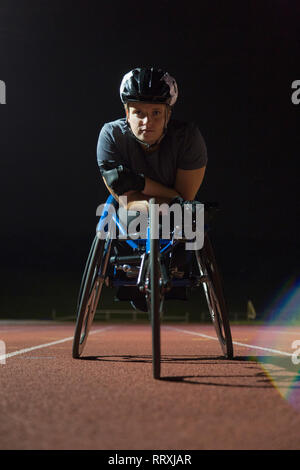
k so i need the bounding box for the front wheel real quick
[149,199,161,379]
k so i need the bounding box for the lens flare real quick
[252,276,300,411]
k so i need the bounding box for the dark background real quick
[0,0,299,320]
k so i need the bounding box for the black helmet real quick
[120,67,178,107]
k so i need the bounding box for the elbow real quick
[174,187,198,201]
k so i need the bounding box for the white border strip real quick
[0,327,114,362]
[164,326,293,357]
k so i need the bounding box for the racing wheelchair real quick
[72,194,233,379]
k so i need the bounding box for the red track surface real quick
[0,321,300,450]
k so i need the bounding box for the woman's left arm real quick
[174,167,206,201]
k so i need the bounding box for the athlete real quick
[96,67,208,310]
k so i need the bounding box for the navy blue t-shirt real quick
[96,118,207,188]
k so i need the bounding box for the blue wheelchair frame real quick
[96,194,202,292]
[73,194,234,379]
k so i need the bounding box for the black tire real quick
[196,233,234,359]
[149,199,161,379]
[72,236,111,358]
[76,235,97,310]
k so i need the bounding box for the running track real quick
[0,322,300,450]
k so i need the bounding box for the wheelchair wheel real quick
[149,199,161,379]
[196,233,234,359]
[72,235,111,358]
[76,235,97,310]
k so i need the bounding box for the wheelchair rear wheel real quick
[197,234,233,359]
[76,235,97,310]
[149,199,161,379]
[72,236,111,358]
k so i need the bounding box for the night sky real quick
[0,0,299,318]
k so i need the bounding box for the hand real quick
[99,160,145,195]
[169,196,203,216]
[166,196,203,235]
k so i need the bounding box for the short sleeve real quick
[96,123,123,168]
[177,123,208,170]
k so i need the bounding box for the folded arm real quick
[99,160,206,213]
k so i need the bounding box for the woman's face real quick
[127,102,171,146]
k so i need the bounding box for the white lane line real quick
[257,329,300,336]
[164,326,294,357]
[0,326,114,362]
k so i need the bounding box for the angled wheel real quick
[76,235,97,310]
[196,233,233,359]
[149,199,161,379]
[72,235,112,358]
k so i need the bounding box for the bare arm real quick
[141,177,181,200]
[174,167,206,200]
[101,165,206,215]
[102,175,181,213]
[123,176,183,212]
